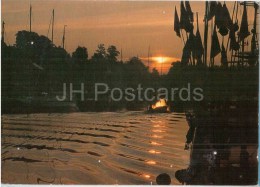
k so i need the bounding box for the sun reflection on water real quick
[153,124,163,128]
[142,174,151,179]
[148,149,161,154]
[146,160,156,165]
[152,129,165,133]
[152,135,163,138]
[150,141,162,146]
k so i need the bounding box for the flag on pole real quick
[222,3,232,30]
[195,29,204,62]
[185,1,194,22]
[238,3,250,41]
[181,41,191,65]
[215,2,223,29]
[229,25,240,51]
[189,31,196,60]
[210,25,221,59]
[221,43,228,66]
[180,1,193,33]
[207,1,217,21]
[181,33,194,65]
[194,12,203,65]
[174,6,181,38]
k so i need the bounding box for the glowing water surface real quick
[2,112,190,184]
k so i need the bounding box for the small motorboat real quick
[147,99,171,113]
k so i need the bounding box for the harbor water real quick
[2,112,190,184]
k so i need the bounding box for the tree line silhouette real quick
[2,30,258,112]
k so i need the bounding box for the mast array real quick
[174,1,259,67]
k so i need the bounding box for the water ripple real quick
[2,112,189,184]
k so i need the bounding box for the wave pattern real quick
[2,112,190,184]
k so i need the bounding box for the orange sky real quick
[1,1,257,73]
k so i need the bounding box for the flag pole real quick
[180,30,186,45]
[186,32,193,65]
[226,1,236,51]
[196,12,199,65]
[148,45,150,71]
[30,4,32,33]
[203,1,209,66]
[51,9,54,44]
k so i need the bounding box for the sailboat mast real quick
[253,3,258,36]
[51,9,54,43]
[148,45,150,71]
[62,25,67,49]
[2,21,5,43]
[196,12,199,31]
[30,4,32,32]
[252,2,258,53]
[120,48,123,62]
[203,1,209,66]
[241,3,247,66]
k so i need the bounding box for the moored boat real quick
[147,98,171,113]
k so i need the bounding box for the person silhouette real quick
[156,173,171,185]
[185,112,196,150]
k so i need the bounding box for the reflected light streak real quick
[148,149,161,154]
[153,124,165,128]
[152,134,163,138]
[146,160,156,165]
[150,141,162,145]
[142,174,151,179]
[152,129,165,133]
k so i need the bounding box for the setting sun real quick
[153,56,165,64]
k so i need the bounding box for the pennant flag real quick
[251,35,257,53]
[195,29,204,61]
[215,2,230,36]
[188,31,196,60]
[229,24,240,51]
[194,12,203,65]
[174,6,181,38]
[221,43,228,66]
[181,41,191,65]
[222,3,232,29]
[215,2,223,29]
[181,33,195,65]
[238,4,250,41]
[207,1,217,21]
[185,1,194,22]
[210,25,221,59]
[180,1,193,33]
